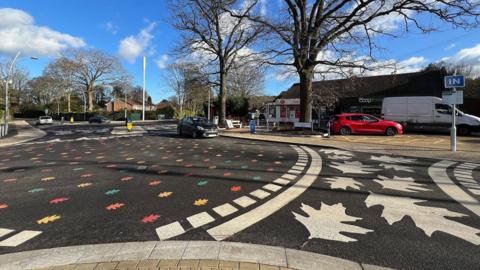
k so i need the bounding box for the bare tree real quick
[61,49,126,111]
[169,0,264,125]
[249,0,479,122]
[228,64,265,97]
[43,58,79,112]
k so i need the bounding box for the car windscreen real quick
[40,116,51,120]
[193,119,209,125]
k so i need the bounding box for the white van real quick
[381,96,480,135]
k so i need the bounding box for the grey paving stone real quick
[218,242,286,267]
[182,241,221,260]
[110,242,156,261]
[149,241,188,260]
[285,249,362,270]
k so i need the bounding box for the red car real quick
[330,113,403,136]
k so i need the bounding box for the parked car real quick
[177,117,218,138]
[88,116,111,124]
[330,113,403,136]
[36,116,53,125]
[382,96,480,135]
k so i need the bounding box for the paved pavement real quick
[0,121,46,147]
[0,123,479,269]
[222,129,480,163]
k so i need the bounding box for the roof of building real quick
[275,70,445,101]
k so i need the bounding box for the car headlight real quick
[196,126,205,131]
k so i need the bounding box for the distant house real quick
[106,99,156,112]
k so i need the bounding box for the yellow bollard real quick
[70,116,74,123]
[127,122,133,132]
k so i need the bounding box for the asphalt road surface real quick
[1,125,479,270]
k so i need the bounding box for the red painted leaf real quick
[81,173,93,178]
[142,214,161,223]
[230,186,241,192]
[0,203,8,209]
[121,176,133,181]
[223,172,232,177]
[149,180,161,186]
[3,178,16,183]
[50,197,69,204]
[106,203,125,210]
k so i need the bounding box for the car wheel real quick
[177,128,182,136]
[192,131,198,139]
[457,125,470,136]
[340,126,351,135]
[385,127,397,136]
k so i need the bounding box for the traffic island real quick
[111,125,146,135]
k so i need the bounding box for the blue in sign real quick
[444,75,465,88]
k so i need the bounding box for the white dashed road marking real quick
[250,189,271,199]
[187,212,215,228]
[155,222,186,241]
[207,146,321,241]
[213,203,238,217]
[0,230,42,247]
[428,161,480,217]
[233,196,257,208]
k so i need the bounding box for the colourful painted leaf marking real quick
[216,154,222,157]
[69,162,79,165]
[125,157,134,160]
[28,188,44,193]
[106,164,117,168]
[41,169,52,173]
[121,176,133,181]
[267,168,274,172]
[253,176,262,181]
[225,160,232,164]
[106,203,125,210]
[258,154,264,157]
[158,170,168,174]
[230,186,241,192]
[184,173,193,177]
[184,164,193,168]
[41,177,55,182]
[158,191,172,198]
[161,157,168,160]
[73,167,84,171]
[176,159,183,162]
[77,183,92,188]
[37,215,61,224]
[204,158,210,162]
[274,161,282,164]
[197,180,208,186]
[149,180,161,186]
[96,156,105,159]
[142,214,161,223]
[194,199,208,206]
[105,189,120,195]
[208,166,216,170]
[251,160,257,163]
[0,203,8,209]
[241,165,248,169]
[81,173,93,178]
[137,161,146,164]
[3,178,16,183]
[50,197,69,204]
[223,172,232,177]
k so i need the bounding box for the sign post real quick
[444,74,465,152]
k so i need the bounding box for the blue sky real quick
[1,0,480,103]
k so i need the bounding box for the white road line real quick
[282,174,297,180]
[155,222,185,240]
[263,183,283,192]
[296,162,307,166]
[0,230,42,247]
[213,203,238,217]
[470,189,480,195]
[287,169,302,175]
[0,228,14,238]
[208,146,321,241]
[233,196,256,208]
[428,161,480,217]
[274,178,290,185]
[187,212,215,228]
[292,166,304,171]
[250,189,271,199]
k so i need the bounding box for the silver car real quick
[37,116,53,125]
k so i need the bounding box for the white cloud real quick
[442,43,480,75]
[118,22,156,64]
[155,54,169,69]
[102,21,118,35]
[444,43,456,51]
[0,8,85,56]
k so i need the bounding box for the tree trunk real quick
[299,69,313,122]
[67,93,71,113]
[218,71,227,127]
[87,85,94,112]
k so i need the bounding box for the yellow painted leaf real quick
[194,199,208,206]
[41,177,55,181]
[77,182,92,188]
[37,215,61,224]
[158,191,173,198]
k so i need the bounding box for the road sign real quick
[444,75,465,88]
[442,91,463,105]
